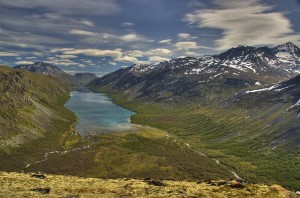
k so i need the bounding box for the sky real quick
[0,0,300,76]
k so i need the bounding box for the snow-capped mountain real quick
[274,42,300,57]
[273,42,300,72]
[14,62,65,76]
[132,42,300,78]
[89,42,300,103]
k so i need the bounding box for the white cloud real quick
[81,32,154,45]
[70,29,97,36]
[78,64,86,68]
[15,61,34,65]
[158,39,172,44]
[116,48,173,64]
[126,50,144,58]
[39,13,63,20]
[120,33,153,43]
[101,33,118,40]
[25,57,36,59]
[120,33,141,42]
[47,59,79,66]
[183,51,198,56]
[108,61,117,65]
[126,48,172,59]
[56,54,77,59]
[174,42,202,56]
[63,49,122,58]
[174,42,199,50]
[177,33,197,40]
[147,48,172,56]
[114,55,138,63]
[50,48,76,53]
[184,0,300,50]
[80,20,95,27]
[148,56,170,62]
[0,52,20,56]
[121,22,134,27]
[82,59,93,64]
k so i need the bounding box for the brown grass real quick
[0,172,296,198]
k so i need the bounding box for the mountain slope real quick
[0,65,76,152]
[228,75,300,150]
[73,72,97,84]
[89,42,300,104]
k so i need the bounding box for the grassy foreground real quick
[0,171,296,198]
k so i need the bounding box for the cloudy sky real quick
[0,0,300,75]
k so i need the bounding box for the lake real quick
[65,90,135,136]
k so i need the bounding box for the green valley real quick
[87,84,300,190]
[0,65,234,182]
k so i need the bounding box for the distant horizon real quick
[0,0,300,75]
[10,40,299,77]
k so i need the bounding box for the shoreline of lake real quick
[65,89,136,136]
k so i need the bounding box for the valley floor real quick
[22,125,233,181]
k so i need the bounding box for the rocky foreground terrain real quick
[0,172,297,198]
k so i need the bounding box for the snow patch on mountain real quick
[245,85,279,94]
[245,83,296,94]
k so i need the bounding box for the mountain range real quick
[15,62,96,85]
[89,42,300,104]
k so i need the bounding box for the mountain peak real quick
[217,45,256,61]
[14,61,64,76]
[235,45,246,48]
[284,41,296,46]
[275,42,299,51]
[234,45,255,49]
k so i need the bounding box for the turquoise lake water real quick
[65,90,135,136]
